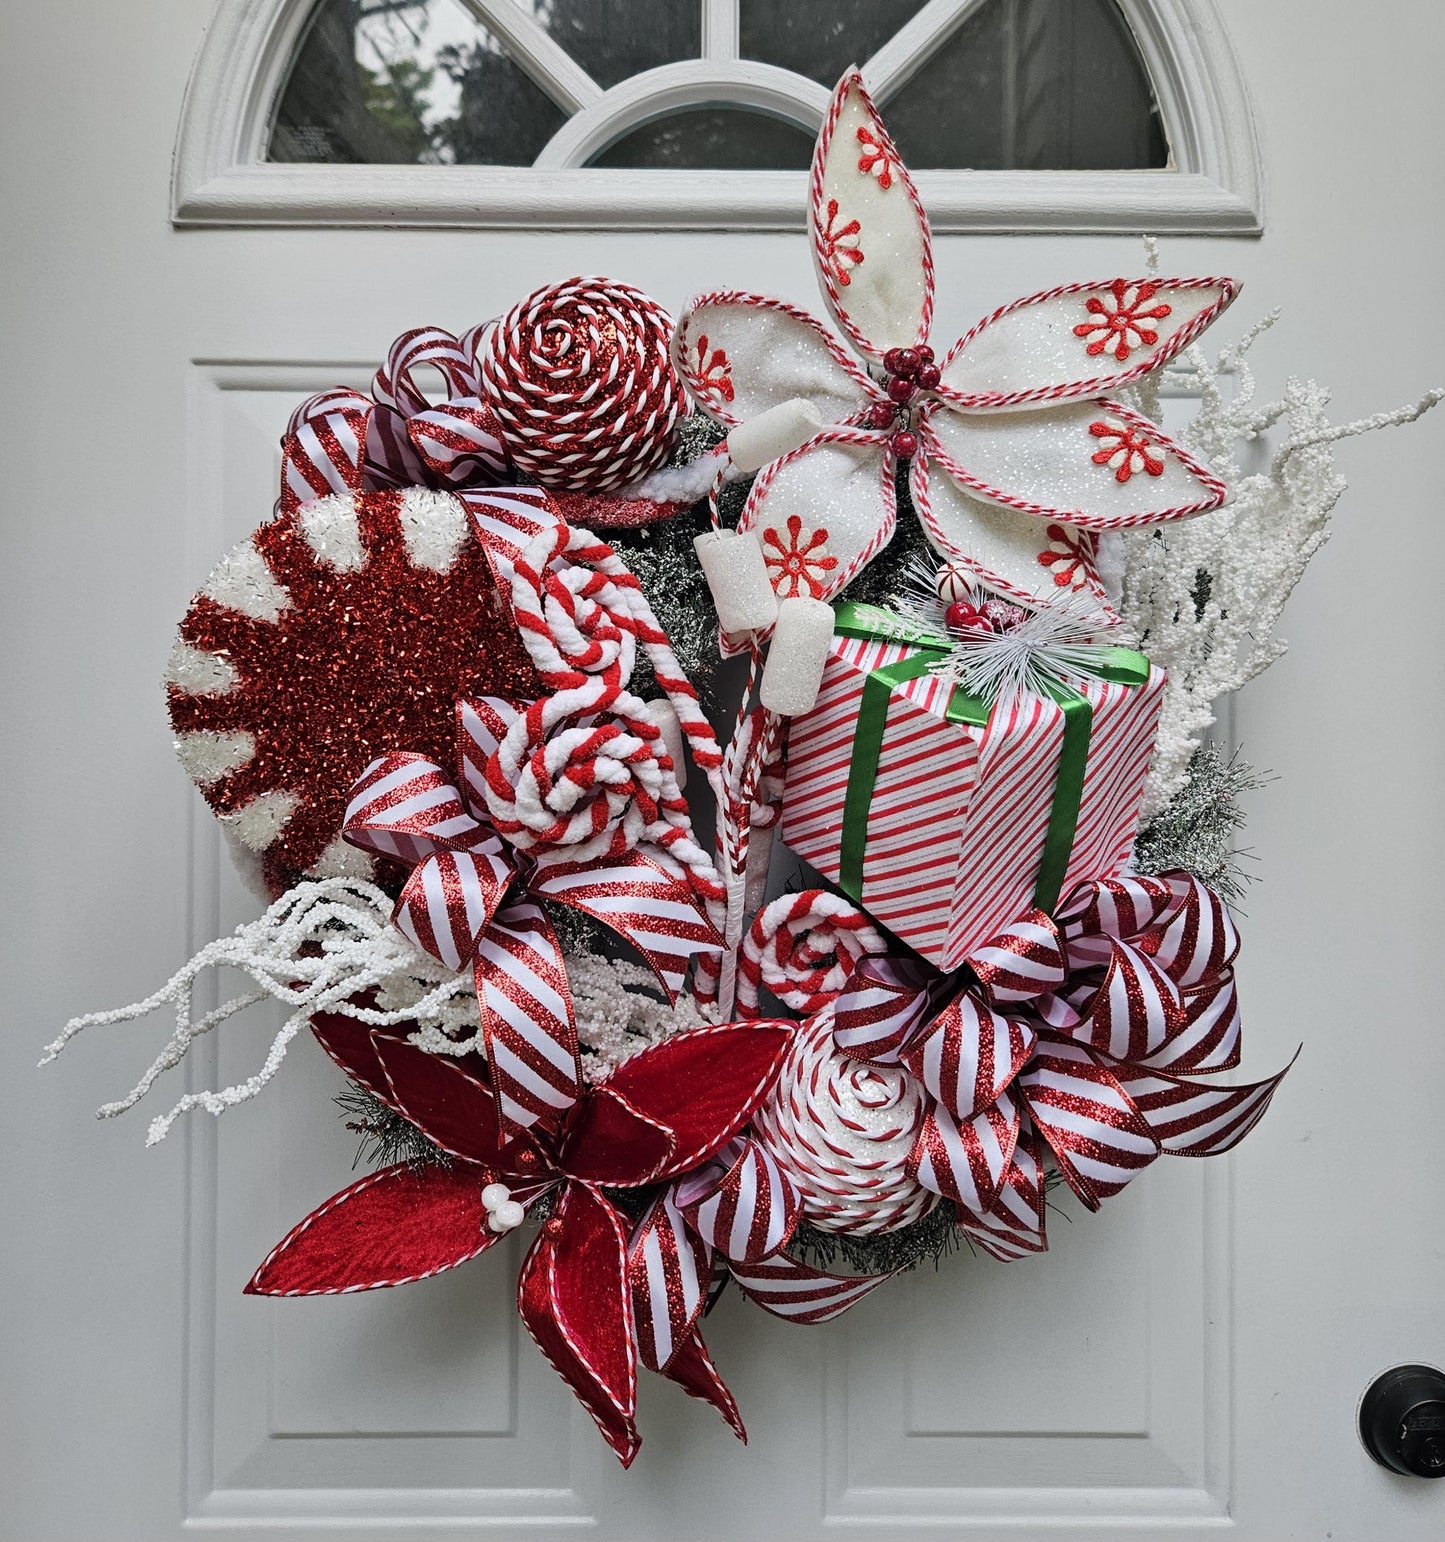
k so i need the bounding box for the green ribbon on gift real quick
[831,602,1150,917]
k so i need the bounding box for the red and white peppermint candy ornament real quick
[481,276,686,492]
[933,561,974,604]
[165,487,546,897]
[752,1009,938,1235]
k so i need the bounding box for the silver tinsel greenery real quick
[610,505,722,700]
[1132,743,1267,903]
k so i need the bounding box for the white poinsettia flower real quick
[672,71,1240,623]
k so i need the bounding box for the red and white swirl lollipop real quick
[752,1009,938,1235]
[481,276,685,492]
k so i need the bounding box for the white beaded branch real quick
[1116,239,1444,815]
[38,879,473,1145]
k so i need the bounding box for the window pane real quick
[269,0,569,166]
[268,0,1168,172]
[546,0,701,91]
[740,0,933,91]
[880,0,1168,170]
[588,107,814,170]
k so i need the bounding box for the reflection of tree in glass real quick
[364,55,439,163]
[432,40,567,166]
[272,0,444,163]
[268,0,1166,171]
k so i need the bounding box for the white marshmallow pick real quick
[694,528,779,634]
[760,596,834,716]
[725,398,824,474]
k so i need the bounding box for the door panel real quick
[4,2,1443,1538]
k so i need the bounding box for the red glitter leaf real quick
[245,1163,496,1296]
[517,1182,640,1465]
[593,1021,794,1182]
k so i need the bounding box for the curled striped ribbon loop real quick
[279,325,509,517]
[790,870,1292,1254]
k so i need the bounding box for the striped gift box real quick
[781,632,1166,970]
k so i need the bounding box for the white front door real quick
[5,2,1444,1537]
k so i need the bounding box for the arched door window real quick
[268,0,1167,173]
[173,0,1261,232]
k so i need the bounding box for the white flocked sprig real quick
[38,879,477,1146]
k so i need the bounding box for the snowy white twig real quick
[39,879,475,1145]
[1118,315,1442,815]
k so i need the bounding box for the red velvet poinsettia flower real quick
[247,1014,792,1466]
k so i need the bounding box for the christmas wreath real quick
[47,71,1441,1466]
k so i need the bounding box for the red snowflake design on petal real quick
[1037,523,1097,592]
[1073,280,1174,363]
[819,199,864,288]
[855,126,896,189]
[694,334,735,403]
[761,515,839,599]
[1088,416,1166,482]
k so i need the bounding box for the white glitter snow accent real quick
[398,487,469,572]
[164,637,238,695]
[202,536,290,622]
[298,493,366,572]
[174,729,254,786]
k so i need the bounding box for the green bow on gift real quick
[832,602,1152,916]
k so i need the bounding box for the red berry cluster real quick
[867,344,942,458]
[943,597,1028,635]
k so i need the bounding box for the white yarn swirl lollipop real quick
[752,1008,938,1235]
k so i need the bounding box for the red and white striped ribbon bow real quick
[344,699,722,1137]
[626,1131,890,1439]
[280,325,509,515]
[827,870,1293,1257]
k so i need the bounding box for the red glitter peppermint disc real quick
[480,276,685,493]
[166,487,542,897]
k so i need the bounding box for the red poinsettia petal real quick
[244,1163,497,1296]
[594,1021,794,1182]
[517,1182,640,1467]
[370,1031,520,1169]
[557,1085,677,1186]
[310,1009,407,1101]
[310,1006,490,1106]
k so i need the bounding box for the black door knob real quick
[1359,1364,1445,1478]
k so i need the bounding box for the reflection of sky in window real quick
[353,0,549,151]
